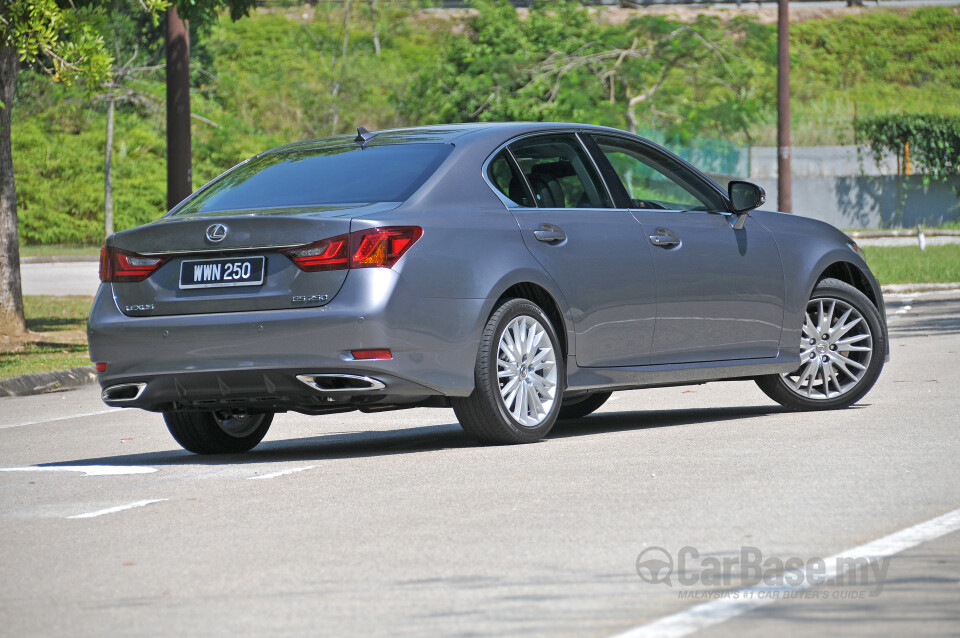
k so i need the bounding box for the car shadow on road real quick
[548,404,785,439]
[41,404,789,468]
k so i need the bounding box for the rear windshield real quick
[172,143,452,215]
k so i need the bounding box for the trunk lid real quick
[108,203,396,317]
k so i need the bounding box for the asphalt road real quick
[1,296,959,637]
[20,261,100,297]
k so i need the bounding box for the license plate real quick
[179,256,265,289]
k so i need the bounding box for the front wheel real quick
[163,410,273,454]
[453,298,564,444]
[756,278,886,411]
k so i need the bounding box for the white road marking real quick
[0,408,123,430]
[68,499,167,519]
[0,465,157,476]
[894,304,913,315]
[247,465,318,480]
[611,505,960,638]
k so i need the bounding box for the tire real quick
[163,410,273,454]
[558,392,612,420]
[756,278,886,411]
[453,298,565,444]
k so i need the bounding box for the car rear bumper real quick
[98,366,442,413]
[88,268,486,407]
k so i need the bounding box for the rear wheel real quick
[453,298,564,444]
[558,392,612,420]
[163,410,273,454]
[756,278,885,411]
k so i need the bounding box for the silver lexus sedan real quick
[89,122,888,454]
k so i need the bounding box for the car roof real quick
[260,122,630,156]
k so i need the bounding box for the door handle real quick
[649,228,680,248]
[534,224,566,244]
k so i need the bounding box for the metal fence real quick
[637,128,750,178]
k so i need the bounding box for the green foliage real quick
[409,2,771,141]
[854,114,960,181]
[13,85,167,244]
[11,5,960,245]
[786,6,960,146]
[1,0,111,90]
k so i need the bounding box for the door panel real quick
[505,134,657,367]
[515,208,657,367]
[587,133,785,364]
[633,210,784,363]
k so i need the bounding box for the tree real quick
[410,1,771,143]
[95,1,166,238]
[162,0,254,210]
[0,0,164,336]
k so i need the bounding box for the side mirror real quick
[727,181,765,230]
[728,180,765,214]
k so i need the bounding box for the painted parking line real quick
[611,505,960,638]
[247,465,318,480]
[0,465,157,476]
[67,499,167,520]
[0,408,123,431]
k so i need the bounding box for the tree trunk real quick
[626,104,637,134]
[166,6,192,211]
[0,46,26,336]
[370,0,381,55]
[330,0,352,135]
[104,99,115,237]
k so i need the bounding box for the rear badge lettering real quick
[292,295,329,304]
[125,304,155,312]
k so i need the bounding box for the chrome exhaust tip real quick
[296,374,386,393]
[102,382,147,403]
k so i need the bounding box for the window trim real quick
[485,148,536,209]
[502,131,616,210]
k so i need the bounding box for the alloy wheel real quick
[781,297,873,400]
[496,315,558,426]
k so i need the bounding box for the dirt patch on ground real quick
[0,330,87,354]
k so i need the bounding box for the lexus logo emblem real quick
[205,223,228,243]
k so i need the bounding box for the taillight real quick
[351,349,392,360]
[284,226,422,272]
[99,246,167,283]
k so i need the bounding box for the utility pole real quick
[166,6,192,211]
[777,0,792,213]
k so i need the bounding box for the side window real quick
[592,135,726,212]
[508,134,612,209]
[487,151,534,207]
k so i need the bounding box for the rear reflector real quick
[285,227,422,272]
[95,362,107,372]
[351,349,392,360]
[100,246,167,283]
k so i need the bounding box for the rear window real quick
[172,143,452,215]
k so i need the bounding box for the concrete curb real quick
[848,230,960,239]
[881,283,960,294]
[0,366,98,398]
